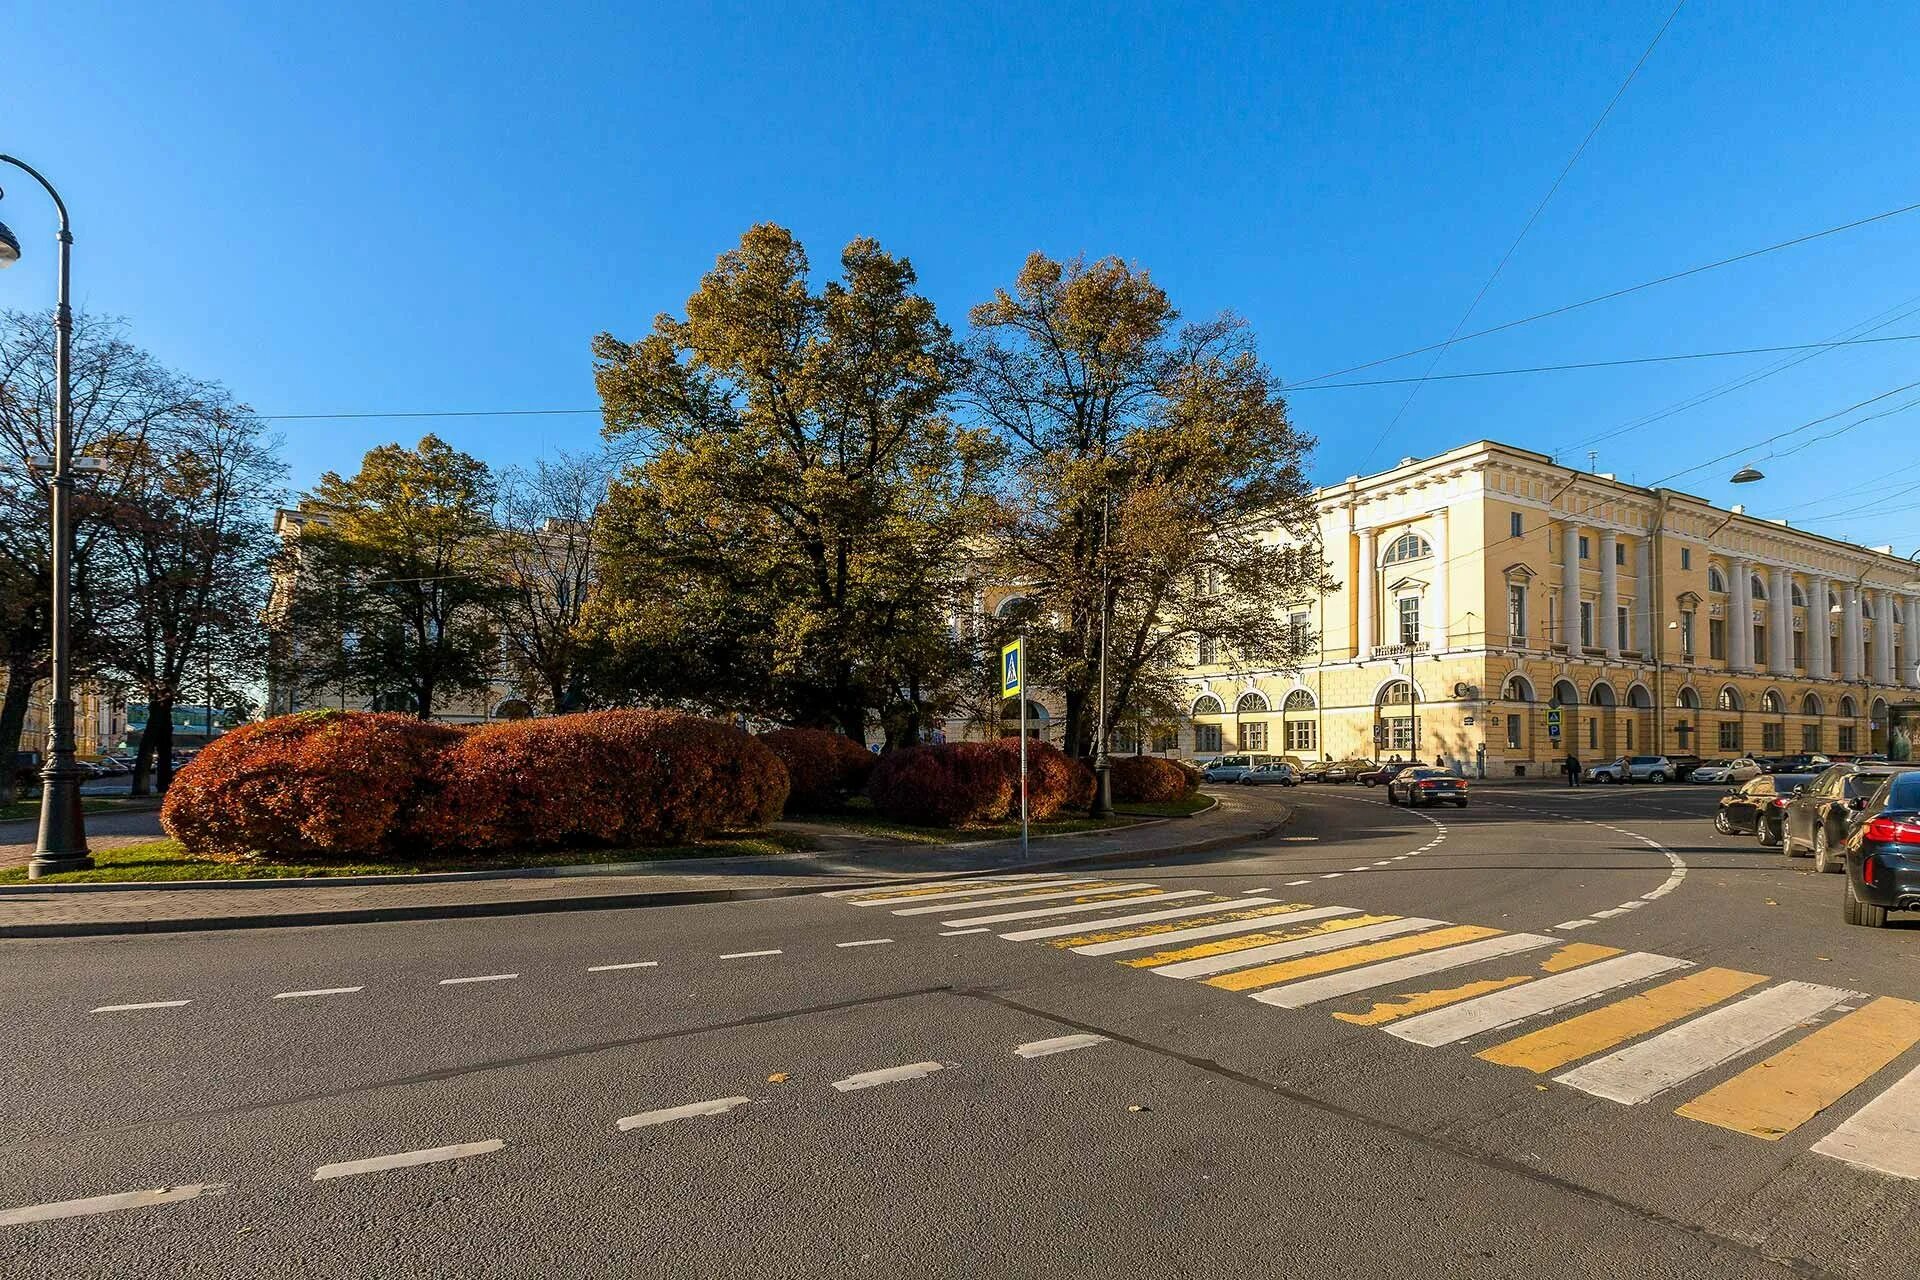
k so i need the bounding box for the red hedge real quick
[414,710,789,851]
[161,710,462,858]
[1109,755,1199,803]
[993,738,1093,820]
[866,738,1096,826]
[760,727,875,812]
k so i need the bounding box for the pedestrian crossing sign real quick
[1001,639,1023,697]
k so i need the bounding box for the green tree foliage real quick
[965,253,1326,756]
[281,436,503,719]
[591,224,998,742]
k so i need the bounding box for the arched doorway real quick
[1501,674,1534,762]
[1376,679,1421,761]
[1551,678,1581,758]
[1674,685,1700,755]
[1589,681,1618,756]
[1626,683,1652,754]
[1873,697,1891,754]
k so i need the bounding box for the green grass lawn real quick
[0,830,820,885]
[0,797,149,823]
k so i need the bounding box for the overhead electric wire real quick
[1645,379,1920,487]
[1356,0,1687,469]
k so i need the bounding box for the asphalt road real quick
[5,780,1919,1279]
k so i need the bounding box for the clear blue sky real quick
[8,1,1920,547]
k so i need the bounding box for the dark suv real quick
[1784,763,1916,874]
[1843,769,1920,927]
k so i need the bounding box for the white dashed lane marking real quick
[939,928,989,936]
[0,1183,228,1226]
[616,1097,752,1130]
[312,1139,505,1181]
[587,961,659,972]
[273,987,363,1000]
[91,1000,191,1013]
[719,950,783,960]
[836,938,894,949]
[439,973,519,986]
[831,1061,945,1092]
[1014,1034,1109,1058]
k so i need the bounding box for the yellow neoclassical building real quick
[1180,440,1920,777]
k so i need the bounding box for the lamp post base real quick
[1090,758,1114,818]
[30,766,92,878]
[28,853,94,878]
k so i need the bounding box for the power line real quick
[1645,379,1920,487]
[1354,0,1686,469]
[258,408,602,422]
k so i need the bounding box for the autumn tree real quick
[966,254,1325,757]
[591,224,996,742]
[282,436,503,719]
[491,450,609,713]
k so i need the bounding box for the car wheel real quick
[1845,875,1888,928]
[1648,771,1667,783]
[1454,798,1468,809]
[1714,810,1733,835]
[1814,826,1842,875]
[1756,819,1779,849]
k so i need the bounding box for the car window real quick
[1890,774,1920,810]
[1741,779,1769,795]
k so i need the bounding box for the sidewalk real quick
[0,790,1293,938]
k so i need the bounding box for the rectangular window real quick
[1386,717,1415,752]
[1587,719,1597,749]
[1755,626,1766,664]
[1793,630,1806,669]
[1398,596,1421,645]
[1802,724,1820,753]
[1195,724,1222,753]
[1198,638,1218,665]
[1626,719,1635,749]
[1112,725,1140,754]
[1287,719,1316,752]
[1510,512,1523,538]
[1615,542,1627,566]
[1240,721,1268,752]
[1507,585,1526,640]
[1838,724,1856,753]
[1719,721,1742,751]
[1288,610,1310,649]
[1762,722,1784,752]
[1680,611,1695,659]
[1681,547,1692,570]
[1152,728,1179,753]
[1579,601,1593,648]
[1506,714,1522,750]
[1579,535,1591,560]
[1617,605,1630,649]
[1709,618,1726,660]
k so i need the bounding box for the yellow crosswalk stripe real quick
[841,881,1022,904]
[1331,944,1621,1027]
[1042,902,1308,948]
[1476,967,1766,1073]
[1204,925,1502,993]
[1675,996,1920,1139]
[1121,914,1401,968]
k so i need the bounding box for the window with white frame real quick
[1510,512,1523,538]
[1381,532,1432,565]
[1286,719,1316,752]
[1617,605,1629,649]
[1195,723,1222,753]
[1198,637,1218,664]
[1398,596,1421,645]
[1578,535,1591,560]
[1507,584,1526,640]
[1579,601,1594,648]
[1239,721,1267,751]
[1719,721,1742,750]
[1506,714,1522,750]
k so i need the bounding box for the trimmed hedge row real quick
[760,727,875,813]
[1109,755,1200,804]
[867,738,1094,826]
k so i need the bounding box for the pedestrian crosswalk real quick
[840,873,1920,1181]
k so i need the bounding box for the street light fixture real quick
[0,155,93,877]
[1730,465,1766,484]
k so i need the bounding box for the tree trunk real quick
[130,723,157,797]
[0,665,36,805]
[837,700,868,747]
[149,700,177,794]
[1061,687,1093,758]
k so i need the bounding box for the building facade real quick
[1180,441,1919,775]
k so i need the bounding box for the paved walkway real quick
[0,808,166,870]
[0,790,1292,936]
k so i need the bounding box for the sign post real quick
[1002,638,1028,857]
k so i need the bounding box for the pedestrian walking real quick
[1564,751,1582,787]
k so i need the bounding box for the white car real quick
[1691,758,1760,784]
[1586,755,1675,784]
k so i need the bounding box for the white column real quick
[1599,531,1620,659]
[1906,596,1920,687]
[1428,507,1449,650]
[1633,539,1652,654]
[1808,576,1830,678]
[1728,558,1751,671]
[1844,585,1864,681]
[1355,526,1375,661]
[1562,524,1582,651]
[1875,589,1896,686]
[1770,566,1792,675]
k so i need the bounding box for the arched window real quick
[1873,697,1890,720]
[1760,689,1784,714]
[1790,581,1807,607]
[1381,532,1432,566]
[1677,686,1700,710]
[1863,595,1875,619]
[1378,679,1413,705]
[1589,682,1617,707]
[1708,566,1727,593]
[1282,689,1315,711]
[492,698,535,721]
[1551,679,1580,707]
[1749,574,1767,601]
[1840,694,1858,719]
[1502,674,1535,703]
[993,594,1031,618]
[1190,694,1223,716]
[1829,590,1840,612]
[1717,685,1744,712]
[1801,692,1823,716]
[1235,691,1269,714]
[1627,684,1653,709]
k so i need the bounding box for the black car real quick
[1784,763,1917,874]
[1764,753,1831,775]
[1666,753,1705,782]
[1715,773,1818,846]
[1386,766,1468,808]
[1843,770,1920,927]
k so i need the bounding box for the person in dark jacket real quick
[1564,752,1583,786]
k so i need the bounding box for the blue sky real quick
[8,2,1920,547]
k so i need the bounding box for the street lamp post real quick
[1090,494,1115,818]
[0,155,93,876]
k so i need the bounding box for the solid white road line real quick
[313,1139,504,1181]
[0,1183,228,1226]
[1070,905,1358,957]
[587,961,659,972]
[1387,952,1690,1048]
[939,928,989,936]
[943,889,1206,927]
[1555,980,1858,1105]
[90,1000,191,1013]
[831,1061,945,1091]
[1149,918,1442,979]
[273,986,364,1000]
[719,950,783,960]
[844,877,1091,906]
[616,1097,752,1130]
[1812,1060,1920,1178]
[999,898,1275,942]
[1254,933,1554,1009]
[439,974,519,985]
[891,883,1144,917]
[836,938,894,948]
[1014,1034,1108,1059]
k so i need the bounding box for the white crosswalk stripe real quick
[840,877,1094,906]
[1555,980,1859,1104]
[889,883,1144,916]
[942,890,1206,928]
[1812,1060,1920,1178]
[1069,905,1359,957]
[1387,952,1691,1047]
[999,898,1275,942]
[1149,917,1441,979]
[1253,933,1555,1010]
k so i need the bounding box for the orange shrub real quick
[161,710,463,858]
[1109,755,1199,803]
[993,738,1094,820]
[867,742,1014,827]
[413,709,789,851]
[760,727,875,812]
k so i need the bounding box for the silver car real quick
[1237,762,1298,787]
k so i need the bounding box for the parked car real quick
[11,751,42,793]
[1358,761,1411,787]
[1783,763,1918,873]
[1587,755,1676,784]
[1386,766,1469,808]
[1715,773,1819,845]
[1201,754,1268,783]
[1843,770,1920,927]
[92,755,134,776]
[1323,758,1375,784]
[1238,762,1298,787]
[1764,753,1830,775]
[1693,758,1761,784]
[1299,759,1335,783]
